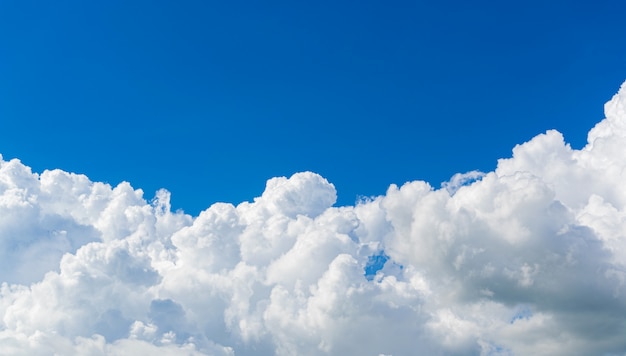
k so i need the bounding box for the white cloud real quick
[2,82,626,354]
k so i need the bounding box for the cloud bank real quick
[2,82,626,355]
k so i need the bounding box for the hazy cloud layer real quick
[1,82,626,355]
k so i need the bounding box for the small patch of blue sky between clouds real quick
[364,251,389,281]
[364,250,404,281]
[510,305,533,324]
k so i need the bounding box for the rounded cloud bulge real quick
[1,82,626,354]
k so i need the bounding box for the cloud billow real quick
[1,82,626,355]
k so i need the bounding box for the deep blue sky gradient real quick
[1,0,625,215]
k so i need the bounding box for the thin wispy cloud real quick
[1,83,626,354]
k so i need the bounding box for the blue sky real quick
[1,0,625,216]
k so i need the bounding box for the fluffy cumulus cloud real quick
[2,82,626,355]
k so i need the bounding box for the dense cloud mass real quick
[2,82,626,355]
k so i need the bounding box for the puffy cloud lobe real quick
[1,82,626,354]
